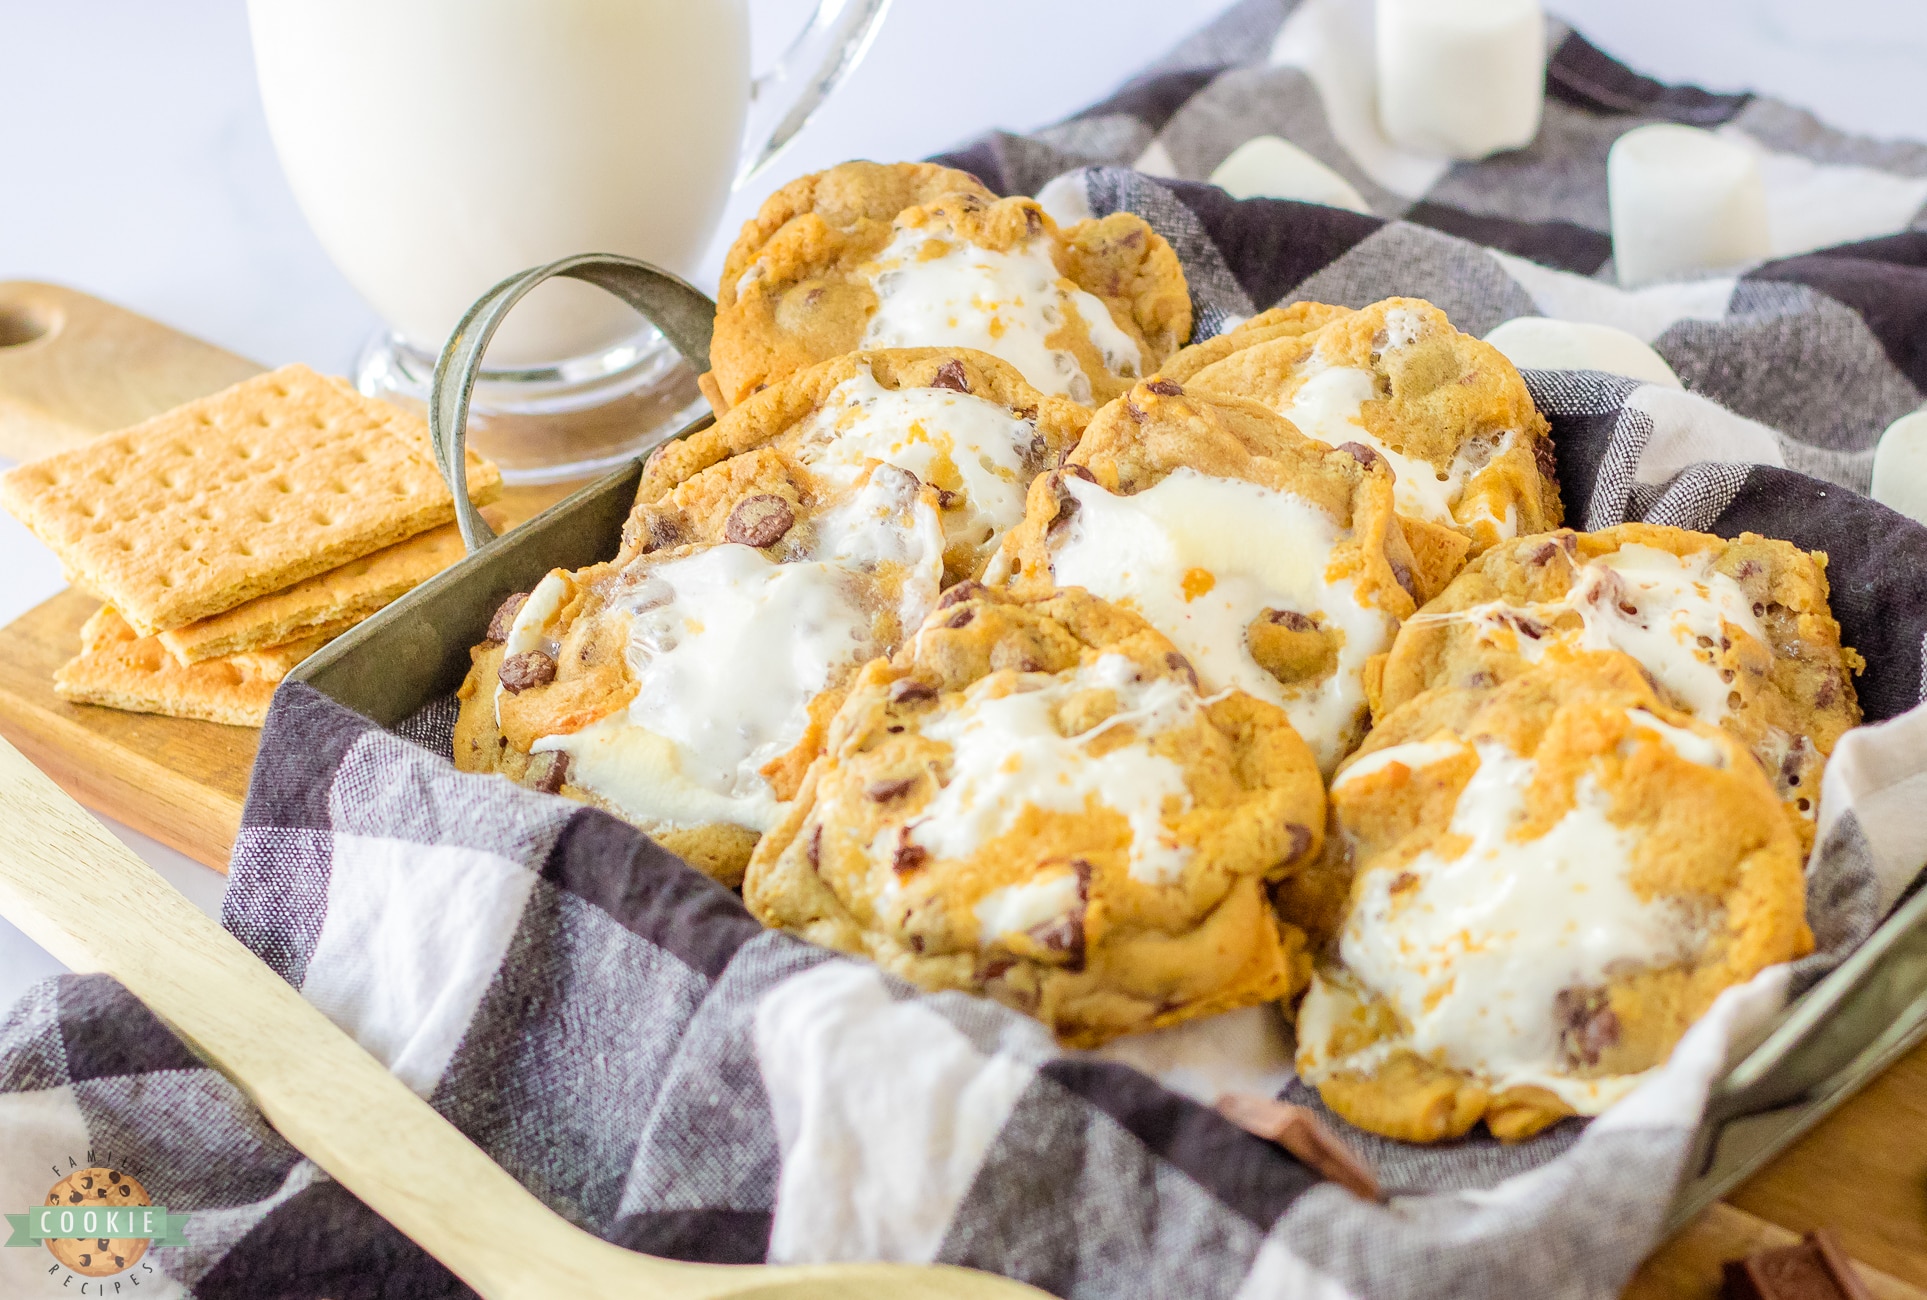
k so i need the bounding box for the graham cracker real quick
[55,606,331,728]
[157,508,499,665]
[0,364,502,637]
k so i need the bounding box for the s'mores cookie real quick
[1296,655,1812,1143]
[995,377,1433,773]
[743,585,1326,1048]
[463,351,1104,883]
[1370,524,1863,842]
[635,349,1088,584]
[1179,297,1559,558]
[710,160,1192,410]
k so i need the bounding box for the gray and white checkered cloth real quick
[7,4,1927,1296]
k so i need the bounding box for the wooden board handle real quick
[0,734,1044,1299]
[0,281,262,463]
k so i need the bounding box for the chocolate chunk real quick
[1335,441,1382,470]
[939,580,988,609]
[498,650,556,693]
[1265,608,1316,631]
[1815,677,1838,710]
[935,487,961,509]
[890,678,939,705]
[1214,1093,1383,1203]
[1027,911,1086,970]
[1144,378,1183,396]
[891,831,928,874]
[1165,651,1199,689]
[1554,986,1620,1069]
[806,825,822,871]
[724,494,795,548]
[1531,433,1559,488]
[1388,556,1417,600]
[486,591,530,643]
[945,607,974,629]
[1026,433,1049,466]
[527,750,569,794]
[890,679,939,706]
[866,776,917,802]
[930,359,970,393]
[641,512,683,554]
[1023,205,1042,235]
[1124,400,1148,423]
[1722,1228,1874,1300]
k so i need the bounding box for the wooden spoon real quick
[0,734,1045,1300]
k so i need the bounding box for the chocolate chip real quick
[527,750,569,794]
[1045,467,1096,543]
[1144,378,1183,396]
[1124,400,1147,423]
[1816,678,1838,710]
[1526,541,1560,567]
[1026,433,1049,465]
[1532,433,1559,488]
[486,591,530,643]
[724,494,795,548]
[1389,556,1417,599]
[1025,857,1093,971]
[498,650,556,693]
[1283,823,1312,866]
[866,776,917,802]
[1335,441,1382,470]
[890,678,939,705]
[1165,651,1199,688]
[978,953,1017,981]
[806,825,822,871]
[1555,986,1620,1068]
[1265,608,1316,632]
[946,607,975,629]
[1023,205,1042,235]
[930,359,970,393]
[891,832,928,874]
[1389,870,1419,894]
[935,487,961,510]
[939,580,988,609]
[641,513,683,553]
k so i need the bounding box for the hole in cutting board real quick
[0,303,52,348]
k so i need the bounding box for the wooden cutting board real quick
[0,280,1920,1297]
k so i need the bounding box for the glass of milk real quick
[248,0,892,482]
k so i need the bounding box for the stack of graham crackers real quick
[0,364,501,727]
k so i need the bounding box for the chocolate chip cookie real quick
[743,585,1327,1048]
[1296,654,1812,1143]
[1368,523,1864,847]
[1179,297,1560,558]
[710,160,1192,411]
[995,376,1441,774]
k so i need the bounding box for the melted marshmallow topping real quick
[792,365,1041,557]
[1048,468,1395,772]
[1468,543,1765,724]
[860,227,1142,404]
[898,653,1198,885]
[1277,367,1463,526]
[973,870,1085,948]
[1300,738,1705,1112]
[533,475,943,832]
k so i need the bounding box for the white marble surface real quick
[1,0,1923,1010]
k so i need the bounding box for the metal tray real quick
[286,253,1927,1237]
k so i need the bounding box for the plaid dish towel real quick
[8,4,1927,1297]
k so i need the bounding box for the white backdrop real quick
[1,0,1924,1005]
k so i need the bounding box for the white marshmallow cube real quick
[1208,136,1373,213]
[1871,409,1927,527]
[1608,124,1772,288]
[1483,317,1683,388]
[1375,0,1546,160]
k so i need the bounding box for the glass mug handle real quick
[735,0,896,186]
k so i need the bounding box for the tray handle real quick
[430,254,719,552]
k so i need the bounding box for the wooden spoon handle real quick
[0,735,1043,1299]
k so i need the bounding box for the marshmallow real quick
[1374,0,1546,160]
[1208,136,1373,213]
[1609,124,1772,289]
[1871,409,1927,527]
[1483,318,1683,388]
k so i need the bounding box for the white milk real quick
[248,0,750,364]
